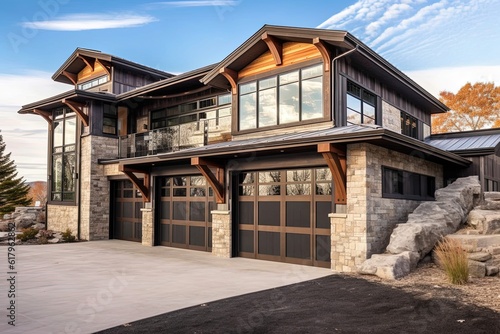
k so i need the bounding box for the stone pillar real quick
[211,210,231,258]
[329,213,352,272]
[141,205,153,246]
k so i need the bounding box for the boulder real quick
[14,213,37,230]
[358,251,419,280]
[386,222,448,258]
[467,209,500,234]
[486,266,499,276]
[3,214,11,220]
[434,176,481,213]
[0,221,12,232]
[468,260,486,278]
[467,252,492,262]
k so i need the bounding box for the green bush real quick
[434,237,469,285]
[16,228,39,242]
[61,228,76,242]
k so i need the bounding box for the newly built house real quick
[18,25,500,271]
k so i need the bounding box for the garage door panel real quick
[258,202,280,226]
[112,180,143,242]
[286,233,311,259]
[316,235,331,262]
[258,231,281,256]
[239,230,254,253]
[316,201,332,229]
[189,202,206,221]
[173,201,187,220]
[286,201,310,227]
[239,202,254,225]
[172,224,186,244]
[189,226,205,247]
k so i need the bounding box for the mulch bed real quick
[98,274,500,334]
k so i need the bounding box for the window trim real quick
[346,81,377,126]
[400,111,419,140]
[382,166,435,201]
[77,75,109,90]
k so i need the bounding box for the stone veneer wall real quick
[141,208,153,246]
[382,101,402,133]
[331,142,443,272]
[79,135,118,240]
[211,210,231,258]
[47,205,78,234]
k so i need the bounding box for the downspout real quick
[332,45,359,127]
[77,116,82,241]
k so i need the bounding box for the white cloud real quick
[0,71,67,181]
[21,13,157,31]
[148,0,239,7]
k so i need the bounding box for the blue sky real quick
[0,0,499,181]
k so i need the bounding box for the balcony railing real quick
[118,115,231,158]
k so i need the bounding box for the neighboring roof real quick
[426,128,500,156]
[52,48,175,85]
[201,24,448,114]
[106,125,470,169]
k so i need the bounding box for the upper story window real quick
[239,64,323,131]
[103,104,117,135]
[401,111,418,139]
[346,81,376,125]
[52,108,77,202]
[78,75,108,90]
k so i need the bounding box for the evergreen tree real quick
[0,130,31,215]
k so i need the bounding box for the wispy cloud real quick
[148,0,239,7]
[21,13,156,31]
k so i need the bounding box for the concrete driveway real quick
[0,240,330,334]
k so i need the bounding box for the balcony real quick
[118,115,231,158]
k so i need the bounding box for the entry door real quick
[236,168,332,268]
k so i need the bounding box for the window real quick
[77,75,108,90]
[103,104,117,135]
[346,81,376,125]
[401,111,418,139]
[52,108,77,202]
[382,166,435,200]
[238,64,323,131]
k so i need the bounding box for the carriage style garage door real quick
[236,168,333,268]
[157,175,215,251]
[112,180,143,242]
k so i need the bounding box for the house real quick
[18,25,499,272]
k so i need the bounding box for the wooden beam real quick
[261,32,282,66]
[62,99,89,127]
[313,37,331,72]
[62,71,77,85]
[33,108,52,124]
[96,59,111,77]
[119,165,151,202]
[219,67,238,94]
[78,55,95,71]
[318,143,346,204]
[191,157,225,204]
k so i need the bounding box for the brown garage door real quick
[236,168,332,268]
[157,175,215,251]
[112,180,143,242]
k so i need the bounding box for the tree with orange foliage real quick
[432,82,500,134]
[28,181,47,207]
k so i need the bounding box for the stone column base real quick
[211,210,231,258]
[141,206,153,246]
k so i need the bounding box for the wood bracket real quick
[318,143,346,204]
[62,71,77,85]
[191,157,225,204]
[78,55,95,71]
[33,108,52,124]
[96,59,111,77]
[219,67,238,94]
[119,165,151,202]
[313,37,331,72]
[62,99,89,127]
[262,32,282,66]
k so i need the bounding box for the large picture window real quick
[52,108,77,202]
[382,166,435,200]
[239,64,323,131]
[346,81,376,125]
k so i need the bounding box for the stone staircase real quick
[447,192,500,278]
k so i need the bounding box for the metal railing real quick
[118,115,231,158]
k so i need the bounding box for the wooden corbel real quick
[62,99,89,127]
[219,67,238,94]
[62,71,77,85]
[33,108,52,124]
[119,165,151,202]
[317,143,346,204]
[78,55,95,71]
[95,59,111,77]
[313,37,331,72]
[191,157,225,204]
[262,32,282,66]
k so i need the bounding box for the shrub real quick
[38,229,54,239]
[16,228,39,242]
[61,228,76,242]
[434,237,469,285]
[38,236,49,244]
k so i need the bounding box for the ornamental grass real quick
[434,237,469,285]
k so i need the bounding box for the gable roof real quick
[52,48,175,85]
[426,128,500,156]
[201,25,448,114]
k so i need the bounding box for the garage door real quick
[236,168,332,268]
[157,175,215,251]
[112,180,143,242]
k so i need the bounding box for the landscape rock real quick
[386,222,448,258]
[358,252,418,280]
[467,252,492,262]
[467,209,500,234]
[14,213,37,229]
[434,176,481,213]
[0,221,12,232]
[486,266,499,276]
[468,260,486,278]
[48,238,60,244]
[3,214,11,220]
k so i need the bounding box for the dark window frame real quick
[346,81,377,125]
[382,166,435,201]
[103,104,118,135]
[400,111,419,139]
